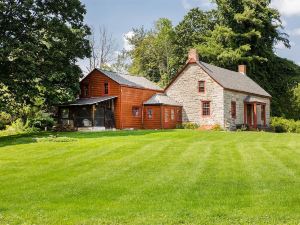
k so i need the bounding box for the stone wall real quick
[224,90,271,130]
[165,63,225,127]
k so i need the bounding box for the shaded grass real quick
[0,130,299,224]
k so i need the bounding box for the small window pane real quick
[171,109,175,120]
[147,109,153,119]
[165,109,169,122]
[104,83,109,94]
[132,107,140,117]
[202,102,210,116]
[199,81,205,93]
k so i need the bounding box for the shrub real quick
[211,124,223,131]
[271,117,300,133]
[29,113,54,130]
[0,112,12,130]
[182,122,199,129]
[5,119,38,135]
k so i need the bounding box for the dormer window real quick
[199,81,205,93]
[83,84,89,97]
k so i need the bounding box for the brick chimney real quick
[187,49,199,63]
[238,65,247,74]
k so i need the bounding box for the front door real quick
[247,104,252,127]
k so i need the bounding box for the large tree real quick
[0,0,91,115]
[127,18,176,85]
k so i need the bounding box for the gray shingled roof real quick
[144,94,182,106]
[96,69,163,91]
[198,62,271,97]
[60,96,116,106]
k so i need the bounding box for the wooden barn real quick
[57,69,182,130]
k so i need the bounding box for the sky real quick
[79,0,300,70]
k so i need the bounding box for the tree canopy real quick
[0,0,91,117]
[126,0,300,119]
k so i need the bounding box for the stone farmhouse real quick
[57,49,271,130]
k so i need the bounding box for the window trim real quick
[147,108,153,119]
[171,109,175,121]
[164,109,169,123]
[231,101,237,119]
[201,101,211,117]
[198,81,205,93]
[104,82,109,95]
[83,83,89,97]
[132,106,141,117]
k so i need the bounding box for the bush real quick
[0,112,12,130]
[271,117,300,133]
[5,119,38,135]
[28,113,54,130]
[182,122,199,129]
[211,124,223,131]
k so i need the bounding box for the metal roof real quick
[144,94,182,106]
[59,96,116,106]
[198,62,271,97]
[96,69,163,91]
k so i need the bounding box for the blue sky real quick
[79,0,300,69]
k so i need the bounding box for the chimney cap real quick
[187,49,199,63]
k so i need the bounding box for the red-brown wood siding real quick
[143,106,162,129]
[120,86,163,129]
[161,106,182,129]
[79,70,122,128]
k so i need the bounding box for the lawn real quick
[0,130,299,225]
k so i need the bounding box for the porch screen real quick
[76,106,92,127]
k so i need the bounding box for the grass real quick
[0,130,299,225]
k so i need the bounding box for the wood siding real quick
[79,70,122,128]
[143,105,182,129]
[143,106,162,129]
[120,86,163,129]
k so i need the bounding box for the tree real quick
[173,8,217,68]
[0,0,91,115]
[86,26,117,72]
[127,18,176,85]
[110,50,130,74]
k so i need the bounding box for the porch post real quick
[253,103,257,129]
[92,105,95,127]
[244,103,247,125]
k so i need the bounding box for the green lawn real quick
[0,130,299,225]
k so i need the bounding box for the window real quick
[177,108,181,122]
[61,108,69,119]
[104,82,109,94]
[202,101,210,116]
[83,84,89,97]
[165,109,169,122]
[171,109,175,120]
[132,107,140,117]
[147,108,153,119]
[199,81,205,93]
[231,101,236,119]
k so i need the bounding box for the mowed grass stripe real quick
[0,130,299,225]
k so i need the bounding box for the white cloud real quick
[271,0,300,17]
[123,31,134,51]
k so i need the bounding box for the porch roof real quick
[244,96,265,104]
[59,96,117,106]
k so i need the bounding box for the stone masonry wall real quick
[165,64,225,127]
